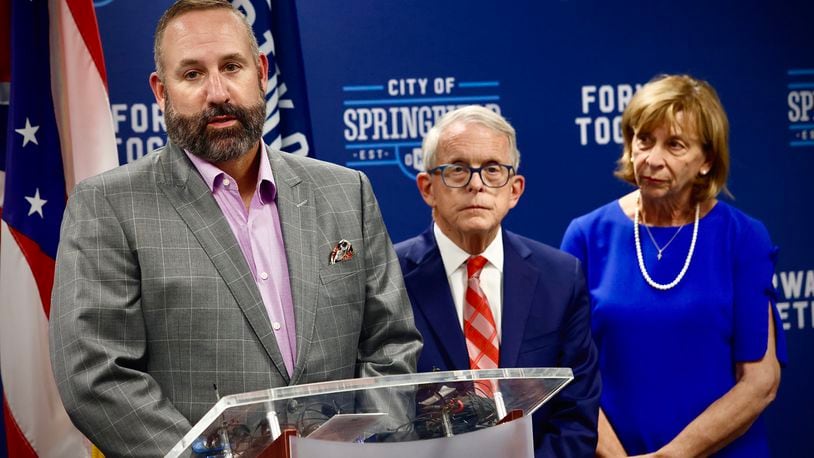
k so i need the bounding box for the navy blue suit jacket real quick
[395,227,600,457]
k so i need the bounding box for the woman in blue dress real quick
[561,74,786,457]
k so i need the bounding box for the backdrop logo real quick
[93,0,115,7]
[787,68,814,148]
[342,76,502,179]
[774,269,814,331]
[575,83,642,147]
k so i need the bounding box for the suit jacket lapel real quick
[403,229,470,370]
[267,150,318,385]
[156,143,290,382]
[500,231,538,368]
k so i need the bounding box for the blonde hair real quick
[616,74,731,203]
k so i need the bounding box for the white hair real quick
[421,105,520,171]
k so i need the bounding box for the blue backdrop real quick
[94,1,814,455]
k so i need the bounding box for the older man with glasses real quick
[395,105,600,457]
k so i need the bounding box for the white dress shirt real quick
[433,223,504,341]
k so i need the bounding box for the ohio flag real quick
[0,0,117,457]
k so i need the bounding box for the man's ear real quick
[417,172,435,208]
[149,72,167,111]
[508,174,525,209]
[257,53,269,94]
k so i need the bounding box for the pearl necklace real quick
[634,200,700,290]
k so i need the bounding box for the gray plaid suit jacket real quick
[49,142,422,457]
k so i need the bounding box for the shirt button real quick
[223,178,231,187]
[260,272,269,280]
[272,322,282,331]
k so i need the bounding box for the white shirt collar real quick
[433,223,504,274]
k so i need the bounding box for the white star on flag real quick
[24,188,48,218]
[15,117,40,147]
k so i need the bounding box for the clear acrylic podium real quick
[166,367,573,458]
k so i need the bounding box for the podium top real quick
[168,367,573,457]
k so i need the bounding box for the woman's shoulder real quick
[708,201,773,247]
[562,198,630,253]
[568,198,630,230]
[572,198,626,223]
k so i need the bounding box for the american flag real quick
[0,0,117,456]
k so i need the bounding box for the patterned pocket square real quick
[329,239,354,264]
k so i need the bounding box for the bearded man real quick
[48,1,421,456]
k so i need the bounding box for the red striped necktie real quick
[464,255,499,369]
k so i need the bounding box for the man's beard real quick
[164,93,266,163]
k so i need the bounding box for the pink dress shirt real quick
[186,147,296,376]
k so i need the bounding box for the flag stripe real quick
[1,222,90,457]
[51,0,118,190]
[63,0,107,86]
[7,225,55,318]
[3,395,37,458]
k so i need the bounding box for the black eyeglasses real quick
[427,163,515,188]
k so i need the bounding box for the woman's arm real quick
[596,408,628,457]
[636,304,781,458]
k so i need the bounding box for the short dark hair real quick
[153,0,260,78]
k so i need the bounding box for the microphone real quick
[413,384,498,438]
[447,392,497,422]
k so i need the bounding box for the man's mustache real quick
[200,103,246,125]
